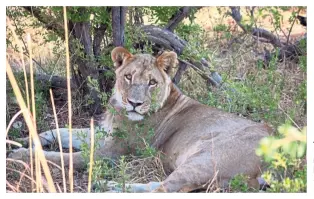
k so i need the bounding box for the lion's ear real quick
[111,47,133,68]
[156,51,178,75]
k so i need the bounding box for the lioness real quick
[9,47,271,192]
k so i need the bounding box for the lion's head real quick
[108,47,178,121]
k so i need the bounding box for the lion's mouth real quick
[126,110,144,121]
[127,110,143,115]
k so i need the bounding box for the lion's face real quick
[108,47,178,121]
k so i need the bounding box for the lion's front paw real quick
[106,181,122,192]
[15,137,30,148]
[7,147,30,162]
[92,180,123,193]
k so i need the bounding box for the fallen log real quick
[34,74,77,89]
[139,25,223,86]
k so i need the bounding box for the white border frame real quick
[1,1,313,199]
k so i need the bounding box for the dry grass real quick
[179,30,306,128]
[6,159,90,193]
[125,154,167,184]
[6,152,167,193]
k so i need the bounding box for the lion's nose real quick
[127,98,144,108]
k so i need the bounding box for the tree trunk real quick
[21,6,122,116]
[112,7,127,47]
[134,7,144,25]
[67,12,104,115]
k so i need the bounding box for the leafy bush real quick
[229,174,250,192]
[256,124,306,192]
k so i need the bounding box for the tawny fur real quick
[9,47,271,192]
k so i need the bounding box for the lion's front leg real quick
[95,180,162,193]
[8,127,101,170]
[16,128,94,150]
[7,147,86,170]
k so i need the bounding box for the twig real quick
[165,7,202,32]
[17,165,29,192]
[6,167,37,184]
[6,17,30,109]
[22,52,48,74]
[229,6,282,48]
[6,180,18,192]
[11,16,48,74]
[287,8,301,45]
[205,170,219,193]
[279,26,289,42]
[178,59,220,87]
[278,104,301,130]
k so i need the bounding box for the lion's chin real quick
[126,111,144,121]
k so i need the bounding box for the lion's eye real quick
[149,79,157,86]
[125,74,132,81]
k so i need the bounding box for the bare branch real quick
[134,7,144,25]
[165,7,202,32]
[141,25,187,55]
[172,60,188,84]
[287,8,301,44]
[252,28,282,47]
[22,6,64,39]
[229,6,282,48]
[34,73,78,89]
[250,6,256,18]
[138,25,222,87]
[179,59,220,87]
[229,6,246,31]
[9,16,48,74]
[297,15,307,27]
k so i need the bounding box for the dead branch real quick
[229,6,282,48]
[165,7,202,32]
[172,60,188,84]
[134,7,144,25]
[141,25,187,54]
[22,6,64,39]
[229,6,306,64]
[33,74,78,89]
[297,15,307,27]
[179,59,221,87]
[139,25,222,86]
[286,8,301,45]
